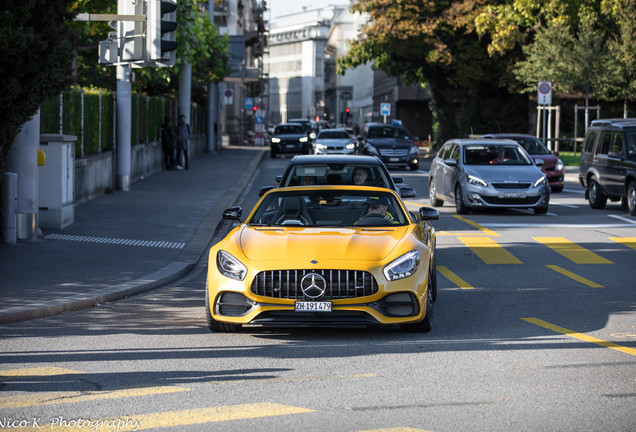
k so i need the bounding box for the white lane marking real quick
[45,233,185,249]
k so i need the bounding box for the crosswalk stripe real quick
[13,403,314,432]
[533,237,613,264]
[438,266,474,289]
[545,265,604,288]
[0,386,190,410]
[458,236,522,264]
[609,237,636,250]
[44,234,185,249]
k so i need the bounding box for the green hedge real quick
[40,87,180,158]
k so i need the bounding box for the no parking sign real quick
[538,81,552,105]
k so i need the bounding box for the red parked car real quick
[482,134,565,192]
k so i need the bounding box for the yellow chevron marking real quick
[453,215,499,236]
[533,237,612,264]
[545,265,603,288]
[438,266,474,289]
[522,318,636,357]
[13,403,314,431]
[458,236,522,264]
[0,386,189,409]
[609,237,636,250]
[0,367,84,378]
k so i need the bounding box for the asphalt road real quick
[1,156,634,432]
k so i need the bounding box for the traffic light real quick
[147,0,178,67]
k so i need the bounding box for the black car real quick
[270,123,312,158]
[578,118,636,216]
[258,154,416,198]
[358,123,420,170]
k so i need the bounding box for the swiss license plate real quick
[295,301,332,312]
[286,144,296,149]
[389,157,400,162]
[502,191,524,198]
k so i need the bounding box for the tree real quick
[337,0,526,143]
[0,0,76,176]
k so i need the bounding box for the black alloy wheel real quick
[627,180,636,216]
[587,178,608,209]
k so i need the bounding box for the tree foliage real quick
[0,0,76,175]
[338,0,525,142]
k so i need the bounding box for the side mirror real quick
[392,176,404,184]
[418,207,439,221]
[259,186,275,197]
[608,150,621,159]
[275,175,282,184]
[223,206,242,221]
[445,158,457,167]
[400,187,416,198]
[534,158,545,166]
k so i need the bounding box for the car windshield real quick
[463,145,533,165]
[248,189,408,227]
[281,164,393,189]
[367,126,410,139]
[318,131,350,139]
[513,137,551,155]
[275,125,305,134]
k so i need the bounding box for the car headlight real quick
[556,159,564,171]
[346,143,355,149]
[534,176,547,187]
[309,132,316,140]
[299,136,309,143]
[467,174,488,187]
[271,137,281,144]
[383,250,420,281]
[315,143,326,150]
[217,250,247,281]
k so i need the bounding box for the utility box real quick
[39,134,76,229]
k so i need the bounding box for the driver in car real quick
[356,196,397,225]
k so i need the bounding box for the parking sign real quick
[380,103,391,116]
[538,81,552,105]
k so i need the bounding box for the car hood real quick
[366,138,412,148]
[464,165,544,182]
[238,226,407,261]
[316,138,353,147]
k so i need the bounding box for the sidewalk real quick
[0,145,267,325]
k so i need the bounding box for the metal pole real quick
[542,106,547,146]
[116,64,132,191]
[1,173,17,244]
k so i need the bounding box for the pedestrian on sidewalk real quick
[160,116,180,170]
[177,114,191,170]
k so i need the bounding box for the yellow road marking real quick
[359,428,434,432]
[206,373,375,386]
[13,403,314,431]
[438,266,474,289]
[609,237,636,250]
[453,215,499,236]
[458,236,522,264]
[404,200,423,208]
[0,386,189,409]
[522,318,636,357]
[545,265,603,288]
[437,231,490,236]
[533,237,613,264]
[0,367,83,378]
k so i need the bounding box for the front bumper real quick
[460,182,550,209]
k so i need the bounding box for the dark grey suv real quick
[578,119,636,216]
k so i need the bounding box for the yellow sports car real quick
[205,186,439,332]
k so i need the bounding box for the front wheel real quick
[455,184,469,214]
[627,180,636,216]
[588,178,607,209]
[428,178,443,207]
[401,270,433,333]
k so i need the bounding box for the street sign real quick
[538,81,552,105]
[224,89,233,105]
[245,97,253,110]
[380,103,391,116]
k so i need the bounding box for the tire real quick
[587,178,607,209]
[627,180,636,216]
[401,270,433,333]
[205,279,241,333]
[270,149,277,158]
[534,204,548,214]
[455,184,469,214]
[551,185,563,193]
[428,178,443,207]
[430,249,437,302]
[410,163,419,171]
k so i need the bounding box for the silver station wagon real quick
[429,139,550,214]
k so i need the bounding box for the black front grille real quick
[481,196,541,205]
[491,182,531,189]
[251,269,379,300]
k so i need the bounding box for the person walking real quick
[160,116,179,170]
[176,114,191,170]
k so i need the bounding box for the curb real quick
[0,148,267,325]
